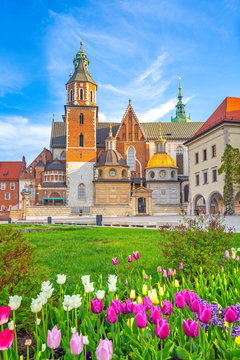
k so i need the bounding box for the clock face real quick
[159,170,166,178]
[110,170,116,177]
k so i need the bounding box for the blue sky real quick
[1,0,240,163]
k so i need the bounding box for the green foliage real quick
[218,144,240,214]
[158,215,235,277]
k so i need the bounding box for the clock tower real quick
[65,42,98,208]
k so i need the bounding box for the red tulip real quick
[91,298,103,314]
[150,306,162,324]
[133,251,140,260]
[174,293,186,309]
[161,300,173,316]
[0,306,11,325]
[106,306,117,324]
[155,319,170,339]
[0,329,14,350]
[225,306,238,323]
[183,318,199,338]
[135,310,148,328]
[128,255,132,262]
[198,305,211,324]
[112,257,118,265]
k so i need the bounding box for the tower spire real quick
[109,122,112,137]
[171,78,191,123]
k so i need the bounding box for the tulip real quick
[108,283,116,292]
[175,293,186,309]
[174,280,179,288]
[236,256,240,261]
[179,262,183,270]
[128,255,132,262]
[135,310,148,328]
[225,306,238,323]
[168,268,172,276]
[121,302,128,314]
[112,257,118,265]
[142,284,148,295]
[81,275,90,286]
[0,329,14,350]
[96,338,113,360]
[133,251,140,260]
[84,282,94,293]
[8,296,22,311]
[57,274,66,285]
[181,289,190,304]
[183,319,199,338]
[95,290,105,300]
[173,269,177,275]
[189,297,199,313]
[150,306,162,324]
[106,306,118,323]
[130,290,136,299]
[161,300,173,316]
[142,297,153,309]
[198,305,211,324]
[111,299,122,315]
[0,306,11,325]
[47,325,61,349]
[225,250,230,258]
[70,332,83,355]
[231,247,235,252]
[137,296,143,304]
[159,287,164,296]
[31,298,42,313]
[8,321,14,330]
[83,335,89,345]
[155,319,170,339]
[125,279,128,285]
[91,298,103,314]
[144,273,148,280]
[158,266,162,273]
[163,270,167,278]
[126,299,133,313]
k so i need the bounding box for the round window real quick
[150,171,155,179]
[109,169,116,177]
[159,170,166,178]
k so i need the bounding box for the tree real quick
[218,145,240,215]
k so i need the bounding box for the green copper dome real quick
[73,42,90,71]
[171,82,191,123]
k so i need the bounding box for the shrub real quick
[158,215,235,277]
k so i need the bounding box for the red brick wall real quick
[0,180,19,211]
[0,211,10,221]
[20,148,52,180]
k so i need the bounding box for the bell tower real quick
[65,42,98,208]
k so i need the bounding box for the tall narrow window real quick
[176,146,184,175]
[122,124,126,141]
[127,146,135,171]
[80,113,84,124]
[90,90,93,102]
[134,124,138,140]
[79,134,84,147]
[78,183,86,199]
[80,88,83,100]
[70,90,73,102]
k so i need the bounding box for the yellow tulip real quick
[130,290,136,299]
[142,284,148,295]
[234,268,237,274]
[127,317,134,329]
[224,278,227,286]
[142,269,145,277]
[235,336,240,346]
[200,267,203,273]
[167,291,169,298]
[137,296,143,304]
[116,294,118,300]
[157,282,160,290]
[163,284,166,291]
[235,288,238,294]
[159,287,164,296]
[232,251,236,259]
[174,280,179,288]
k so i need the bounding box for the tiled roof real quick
[45,160,66,171]
[0,161,23,180]
[186,97,240,143]
[66,58,96,86]
[50,121,204,149]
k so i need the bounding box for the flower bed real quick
[1,248,240,359]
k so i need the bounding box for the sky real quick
[1,0,240,163]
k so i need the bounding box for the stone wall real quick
[90,205,132,217]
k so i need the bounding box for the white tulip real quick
[81,275,90,286]
[83,335,89,345]
[8,295,22,311]
[95,290,105,300]
[84,282,94,293]
[42,344,46,352]
[8,320,14,330]
[37,292,48,305]
[63,295,73,311]
[108,274,117,285]
[31,298,42,313]
[37,318,41,325]
[108,283,116,292]
[57,274,66,285]
[41,281,53,292]
[71,294,82,309]
[71,327,76,334]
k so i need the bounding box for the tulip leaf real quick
[176,346,190,360]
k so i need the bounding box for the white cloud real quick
[0,59,26,96]
[137,53,168,83]
[98,112,107,121]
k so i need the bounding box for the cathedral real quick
[18,43,204,216]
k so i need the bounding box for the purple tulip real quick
[96,338,113,360]
[135,310,148,328]
[158,266,162,273]
[150,306,162,324]
[179,262,183,270]
[181,289,190,304]
[106,306,118,324]
[189,295,199,313]
[126,299,133,313]
[121,302,128,315]
[112,257,118,265]
[91,298,103,314]
[47,325,61,349]
[111,299,122,315]
[133,303,146,315]
[198,305,211,324]
[225,306,238,323]
[155,319,170,339]
[70,332,83,355]
[224,250,230,258]
[168,268,172,276]
[163,270,167,278]
[142,297,153,310]
[133,251,140,260]
[175,293,186,309]
[161,300,173,316]
[183,319,199,338]
[128,255,133,263]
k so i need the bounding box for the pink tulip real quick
[133,303,146,315]
[198,305,211,324]
[224,250,230,258]
[168,268,172,276]
[225,306,238,323]
[91,298,103,314]
[70,332,83,355]
[112,257,118,265]
[161,300,173,316]
[231,247,235,252]
[189,296,199,313]
[236,256,240,261]
[96,338,113,360]
[174,293,186,309]
[47,325,61,349]
[128,255,132,262]
[133,251,140,260]
[106,306,117,323]
[142,297,153,309]
[163,270,167,278]
[181,289,190,304]
[155,319,170,339]
[111,299,122,315]
[150,306,162,324]
[183,319,199,338]
[158,266,162,273]
[144,273,148,280]
[126,299,133,313]
[0,306,11,325]
[179,262,183,270]
[121,302,128,314]
[0,329,14,350]
[173,269,176,275]
[125,279,128,285]
[135,310,148,328]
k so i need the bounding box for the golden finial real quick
[80,41,83,49]
[109,122,112,137]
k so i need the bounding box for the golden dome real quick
[146,153,177,169]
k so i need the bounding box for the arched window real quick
[99,169,103,177]
[60,151,66,160]
[184,185,189,202]
[70,90,73,102]
[90,90,93,102]
[122,169,127,177]
[176,146,184,175]
[78,183,86,199]
[122,124,126,141]
[171,170,175,179]
[80,88,83,100]
[79,134,84,147]
[80,113,84,124]
[127,146,135,171]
